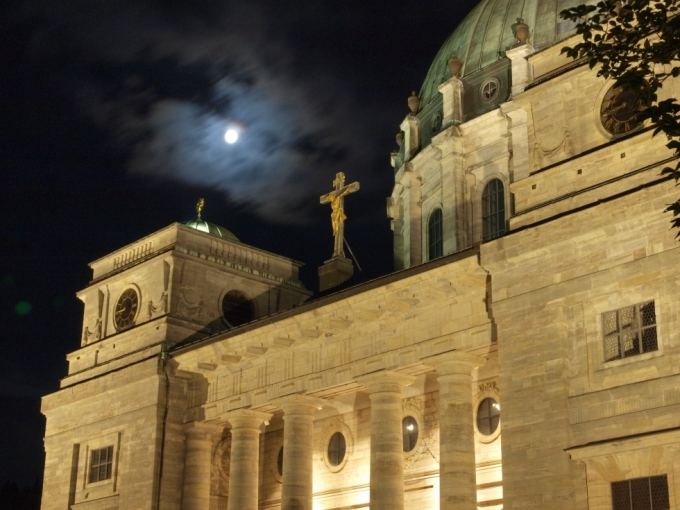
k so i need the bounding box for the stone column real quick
[423,351,485,510]
[224,409,272,510]
[272,395,326,510]
[181,422,220,510]
[357,370,415,510]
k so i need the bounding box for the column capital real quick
[356,370,415,394]
[422,350,485,376]
[221,409,272,430]
[271,393,327,415]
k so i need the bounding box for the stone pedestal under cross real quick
[318,172,360,293]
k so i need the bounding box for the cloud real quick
[16,0,387,223]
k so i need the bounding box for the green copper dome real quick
[183,220,239,242]
[419,0,593,106]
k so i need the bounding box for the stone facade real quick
[41,20,679,510]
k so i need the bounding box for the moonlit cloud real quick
[16,0,386,223]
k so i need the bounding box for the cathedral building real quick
[40,0,680,509]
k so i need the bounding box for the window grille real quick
[603,301,657,362]
[482,179,506,241]
[88,446,114,484]
[611,475,670,510]
[428,208,443,260]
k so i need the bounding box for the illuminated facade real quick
[41,0,680,509]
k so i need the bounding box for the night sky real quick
[0,0,478,488]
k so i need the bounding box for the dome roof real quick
[419,0,592,106]
[183,219,239,242]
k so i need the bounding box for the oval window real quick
[328,432,346,466]
[277,447,283,476]
[476,398,501,436]
[402,416,419,452]
[221,290,254,327]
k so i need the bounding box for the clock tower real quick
[68,213,311,386]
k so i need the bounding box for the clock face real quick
[600,85,647,135]
[115,288,139,330]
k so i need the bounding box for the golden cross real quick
[320,172,360,258]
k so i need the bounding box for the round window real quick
[402,416,419,452]
[328,432,346,466]
[480,79,499,102]
[221,290,254,327]
[431,113,442,135]
[276,447,283,476]
[476,398,501,435]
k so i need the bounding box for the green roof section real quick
[418,0,595,106]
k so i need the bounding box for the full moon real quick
[224,129,239,144]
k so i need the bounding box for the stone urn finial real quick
[447,53,463,77]
[516,19,530,44]
[408,91,420,114]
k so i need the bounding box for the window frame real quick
[611,474,670,510]
[481,178,506,242]
[476,397,501,437]
[602,300,658,363]
[327,432,346,467]
[88,445,114,484]
[427,207,443,261]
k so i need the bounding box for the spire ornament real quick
[515,19,530,44]
[408,91,420,115]
[447,53,463,77]
[196,198,205,221]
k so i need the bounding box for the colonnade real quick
[180,351,484,510]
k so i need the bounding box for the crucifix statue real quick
[320,172,360,258]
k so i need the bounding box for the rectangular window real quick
[88,445,114,484]
[611,475,670,510]
[602,301,657,362]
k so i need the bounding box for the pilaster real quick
[506,43,535,96]
[400,115,421,160]
[438,77,465,126]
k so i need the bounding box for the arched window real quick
[482,179,506,241]
[428,208,443,260]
